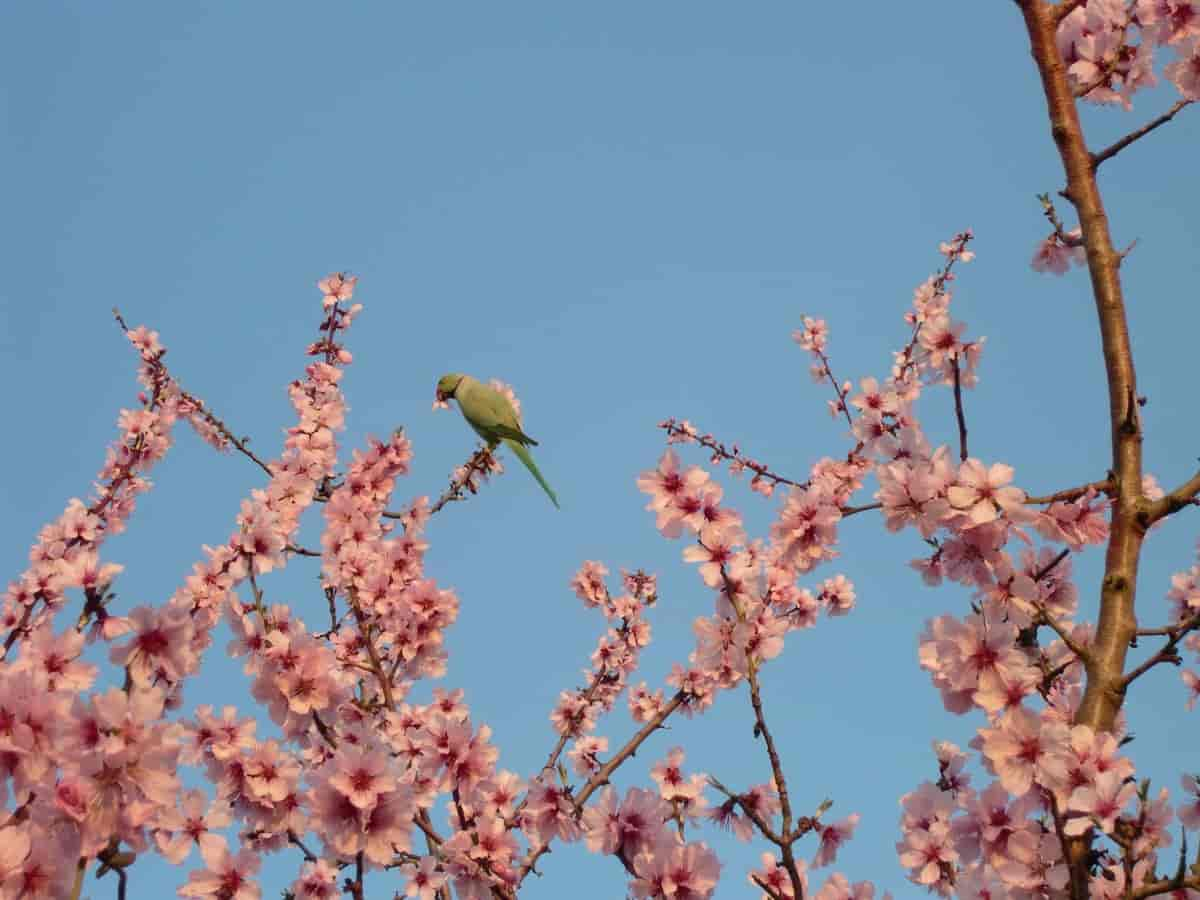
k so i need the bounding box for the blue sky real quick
[3,3,1199,898]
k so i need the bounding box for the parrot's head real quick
[434,373,465,409]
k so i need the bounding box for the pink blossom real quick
[918,316,966,370]
[582,786,623,854]
[186,705,257,764]
[109,603,197,688]
[897,820,958,889]
[521,778,582,846]
[1031,231,1086,274]
[178,843,261,900]
[155,789,232,863]
[317,272,357,308]
[707,782,779,842]
[877,458,952,539]
[1183,669,1200,710]
[946,459,1025,527]
[629,683,666,722]
[683,525,745,588]
[817,575,856,617]
[290,859,340,899]
[363,787,416,863]
[1166,38,1200,98]
[0,825,31,890]
[749,852,803,898]
[400,856,448,900]
[793,316,828,353]
[474,770,527,819]
[567,735,608,776]
[1180,774,1200,830]
[651,747,708,815]
[631,839,722,899]
[15,625,96,692]
[1036,486,1110,549]
[571,560,610,608]
[812,872,881,899]
[327,746,396,810]
[1065,769,1136,835]
[813,813,859,868]
[994,829,1068,895]
[638,451,712,538]
[850,376,899,417]
[978,708,1071,798]
[770,485,841,573]
[1138,0,1200,45]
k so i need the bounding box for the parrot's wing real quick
[459,381,540,446]
[503,438,560,508]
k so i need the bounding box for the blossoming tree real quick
[3,3,1200,899]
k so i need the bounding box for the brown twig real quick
[1052,0,1087,24]
[428,446,498,516]
[1091,100,1193,169]
[1034,547,1072,582]
[810,345,855,430]
[1144,467,1200,525]
[288,830,319,863]
[515,691,687,886]
[660,420,804,488]
[1121,609,1200,689]
[68,858,87,900]
[1024,478,1113,505]
[951,357,969,463]
[347,589,395,710]
[840,501,882,517]
[706,776,786,846]
[1128,875,1200,900]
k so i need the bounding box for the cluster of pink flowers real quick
[1056,0,1200,106]
[6,142,1200,900]
[1,269,828,900]
[0,279,366,899]
[1168,540,1200,708]
[647,224,1200,900]
[2,323,186,657]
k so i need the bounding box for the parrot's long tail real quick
[503,438,560,509]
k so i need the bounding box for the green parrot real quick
[435,373,560,509]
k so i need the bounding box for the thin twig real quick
[515,692,687,886]
[811,345,855,430]
[1145,466,1200,525]
[1024,478,1112,505]
[840,501,882,517]
[1091,100,1193,169]
[951,357,969,463]
[288,830,319,862]
[347,589,395,710]
[1121,610,1200,689]
[660,420,805,488]
[707,776,785,846]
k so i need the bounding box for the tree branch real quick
[515,691,686,886]
[1024,478,1112,505]
[1017,4,1149,894]
[951,357,969,463]
[1144,466,1200,525]
[1091,100,1194,169]
[347,589,395,711]
[1121,609,1200,689]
